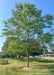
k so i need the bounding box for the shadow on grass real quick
[19,57,54,63]
[1,63,10,65]
[49,69,54,74]
[34,64,54,74]
[32,58,54,63]
[34,64,54,69]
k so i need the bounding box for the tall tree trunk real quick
[27,33,29,68]
[27,50,29,68]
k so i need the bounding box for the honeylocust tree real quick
[2,2,54,67]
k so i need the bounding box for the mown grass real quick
[0,57,54,75]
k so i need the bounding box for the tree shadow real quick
[34,64,54,69]
[29,58,54,63]
[49,69,54,74]
[34,64,54,74]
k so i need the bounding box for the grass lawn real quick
[0,57,54,75]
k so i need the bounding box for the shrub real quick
[0,59,9,65]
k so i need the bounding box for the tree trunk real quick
[27,33,29,68]
[27,50,29,68]
[19,55,20,59]
[33,55,35,61]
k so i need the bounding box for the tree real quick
[7,38,26,59]
[2,2,54,68]
[2,37,26,58]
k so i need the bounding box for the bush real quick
[0,59,9,65]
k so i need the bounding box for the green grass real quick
[0,57,54,75]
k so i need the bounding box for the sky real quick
[0,0,54,52]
